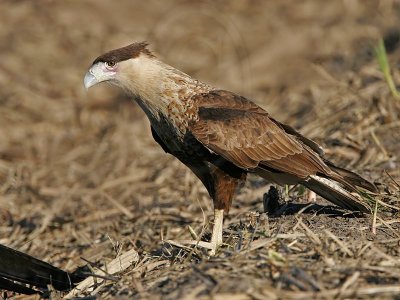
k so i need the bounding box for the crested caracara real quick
[84,42,376,255]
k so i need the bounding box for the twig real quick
[65,248,139,298]
[339,271,360,294]
[370,129,389,159]
[102,191,134,219]
[278,284,400,299]
[385,170,400,189]
[323,229,353,257]
[372,198,379,235]
[298,218,321,245]
[375,38,400,100]
[377,216,400,239]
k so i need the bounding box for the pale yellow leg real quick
[209,209,224,255]
[308,190,317,202]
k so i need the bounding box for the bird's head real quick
[84,42,159,95]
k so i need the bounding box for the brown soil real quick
[0,1,399,299]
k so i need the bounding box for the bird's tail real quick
[302,175,371,213]
[323,160,378,192]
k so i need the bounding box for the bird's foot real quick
[166,239,223,256]
[166,209,225,256]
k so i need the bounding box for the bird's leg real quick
[209,209,224,256]
[206,166,246,255]
[308,190,317,202]
[167,161,245,255]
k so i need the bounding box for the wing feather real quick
[189,90,330,179]
[185,90,375,213]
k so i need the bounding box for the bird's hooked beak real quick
[84,62,117,90]
[83,72,97,90]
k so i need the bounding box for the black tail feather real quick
[302,175,371,213]
[324,160,377,192]
[0,244,85,294]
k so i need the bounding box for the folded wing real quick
[189,90,331,178]
[188,90,373,213]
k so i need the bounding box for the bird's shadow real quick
[267,202,365,219]
[262,186,366,219]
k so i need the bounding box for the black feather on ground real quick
[0,244,86,295]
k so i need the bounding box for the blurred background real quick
[0,1,399,298]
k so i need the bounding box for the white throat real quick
[117,55,211,121]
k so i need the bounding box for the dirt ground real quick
[1,1,400,299]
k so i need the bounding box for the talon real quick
[165,209,225,256]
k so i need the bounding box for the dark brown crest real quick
[92,42,154,65]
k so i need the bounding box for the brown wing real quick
[189,90,331,179]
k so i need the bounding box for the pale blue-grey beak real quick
[83,71,98,90]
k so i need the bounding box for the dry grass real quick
[0,1,399,299]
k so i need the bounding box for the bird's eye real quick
[105,61,116,69]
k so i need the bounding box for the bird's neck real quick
[123,57,211,125]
